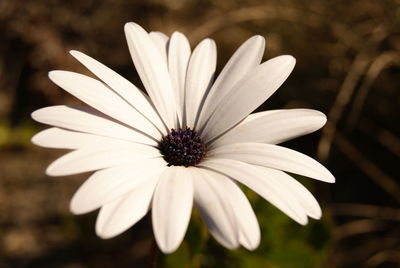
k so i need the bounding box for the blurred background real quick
[1,0,399,267]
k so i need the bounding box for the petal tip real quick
[287,55,296,65]
[199,38,216,49]
[30,109,40,121]
[48,70,63,82]
[277,55,296,67]
[157,242,179,254]
[96,232,112,240]
[69,201,80,215]
[318,112,328,126]
[171,31,184,38]
[45,163,65,177]
[313,212,322,220]
[69,50,82,58]
[69,195,89,215]
[153,228,180,254]
[243,243,260,251]
[322,168,336,183]
[30,132,41,146]
[124,21,134,28]
[253,35,265,43]
[95,225,115,240]
[124,22,142,33]
[241,234,261,251]
[123,22,135,34]
[322,115,328,126]
[299,218,309,226]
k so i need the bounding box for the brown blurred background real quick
[0,0,399,267]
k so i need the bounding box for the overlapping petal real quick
[211,109,327,148]
[253,166,322,219]
[192,169,239,249]
[196,35,265,129]
[200,55,296,141]
[32,127,129,149]
[208,142,335,183]
[199,158,308,224]
[31,105,156,145]
[96,178,160,239]
[70,158,166,214]
[48,71,162,139]
[149,31,169,64]
[194,168,260,250]
[125,22,178,129]
[69,50,166,133]
[46,142,161,176]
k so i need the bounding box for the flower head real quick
[31,22,334,253]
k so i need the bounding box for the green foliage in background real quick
[0,120,37,147]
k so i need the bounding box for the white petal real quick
[70,158,166,214]
[31,127,131,149]
[195,168,260,250]
[192,169,239,249]
[257,167,322,219]
[46,142,161,176]
[95,178,159,239]
[149,31,169,64]
[168,32,191,123]
[185,38,216,127]
[48,71,162,139]
[201,55,296,141]
[199,158,308,225]
[31,105,156,146]
[152,167,194,253]
[196,35,265,129]
[69,50,166,133]
[223,177,260,250]
[211,109,327,148]
[124,22,177,129]
[208,142,335,183]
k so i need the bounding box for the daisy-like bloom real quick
[31,22,334,253]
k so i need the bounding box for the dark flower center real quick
[159,127,206,167]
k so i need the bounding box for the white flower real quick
[31,22,335,253]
